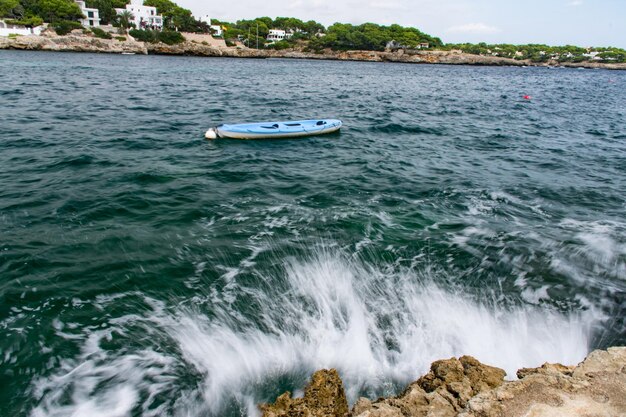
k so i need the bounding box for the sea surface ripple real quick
[0,51,625,417]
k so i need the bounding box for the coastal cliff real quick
[2,32,626,70]
[260,347,626,417]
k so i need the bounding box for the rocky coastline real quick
[261,347,626,417]
[2,32,626,70]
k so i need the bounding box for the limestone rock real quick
[0,33,147,54]
[143,44,626,69]
[3,35,626,69]
[516,362,574,379]
[460,347,626,417]
[353,356,506,417]
[260,369,349,417]
[572,346,626,377]
[259,348,625,417]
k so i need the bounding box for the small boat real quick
[205,119,342,139]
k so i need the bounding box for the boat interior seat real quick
[261,124,280,129]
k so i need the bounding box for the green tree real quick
[223,26,241,42]
[308,22,441,52]
[85,0,116,24]
[236,18,269,38]
[34,0,82,22]
[254,15,272,28]
[0,0,19,17]
[304,20,324,35]
[90,26,111,38]
[128,28,184,44]
[117,9,132,30]
[144,0,201,31]
[6,15,43,26]
[229,18,270,47]
[51,19,81,34]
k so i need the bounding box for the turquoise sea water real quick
[1,51,625,416]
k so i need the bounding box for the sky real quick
[175,0,626,48]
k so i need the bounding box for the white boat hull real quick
[205,119,342,140]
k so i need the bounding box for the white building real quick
[210,25,222,37]
[196,15,222,36]
[0,20,44,36]
[266,29,292,43]
[583,51,602,60]
[115,0,163,30]
[386,40,429,50]
[75,1,100,27]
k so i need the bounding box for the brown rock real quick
[461,347,626,417]
[352,398,373,415]
[0,33,147,54]
[353,357,506,417]
[260,369,348,417]
[3,35,626,70]
[353,349,626,416]
[261,349,625,417]
[416,356,506,399]
[572,346,626,377]
[459,356,507,394]
[418,357,466,393]
[517,362,574,379]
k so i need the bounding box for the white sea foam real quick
[553,219,626,284]
[30,251,602,417]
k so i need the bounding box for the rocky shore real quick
[2,32,626,70]
[0,31,148,54]
[261,347,626,417]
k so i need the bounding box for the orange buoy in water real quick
[523,95,532,100]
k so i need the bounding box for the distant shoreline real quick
[2,34,626,70]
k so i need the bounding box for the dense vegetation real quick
[50,18,80,34]
[217,18,442,52]
[84,0,126,25]
[128,27,183,44]
[143,0,206,32]
[442,42,626,63]
[90,25,110,38]
[215,16,325,48]
[0,0,81,25]
[308,23,442,51]
[210,16,624,63]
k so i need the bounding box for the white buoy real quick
[205,128,217,140]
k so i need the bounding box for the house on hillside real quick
[75,1,100,27]
[115,0,163,30]
[583,51,602,60]
[386,40,430,50]
[266,29,293,43]
[210,25,222,37]
[197,15,222,36]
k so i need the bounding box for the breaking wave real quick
[30,250,601,417]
